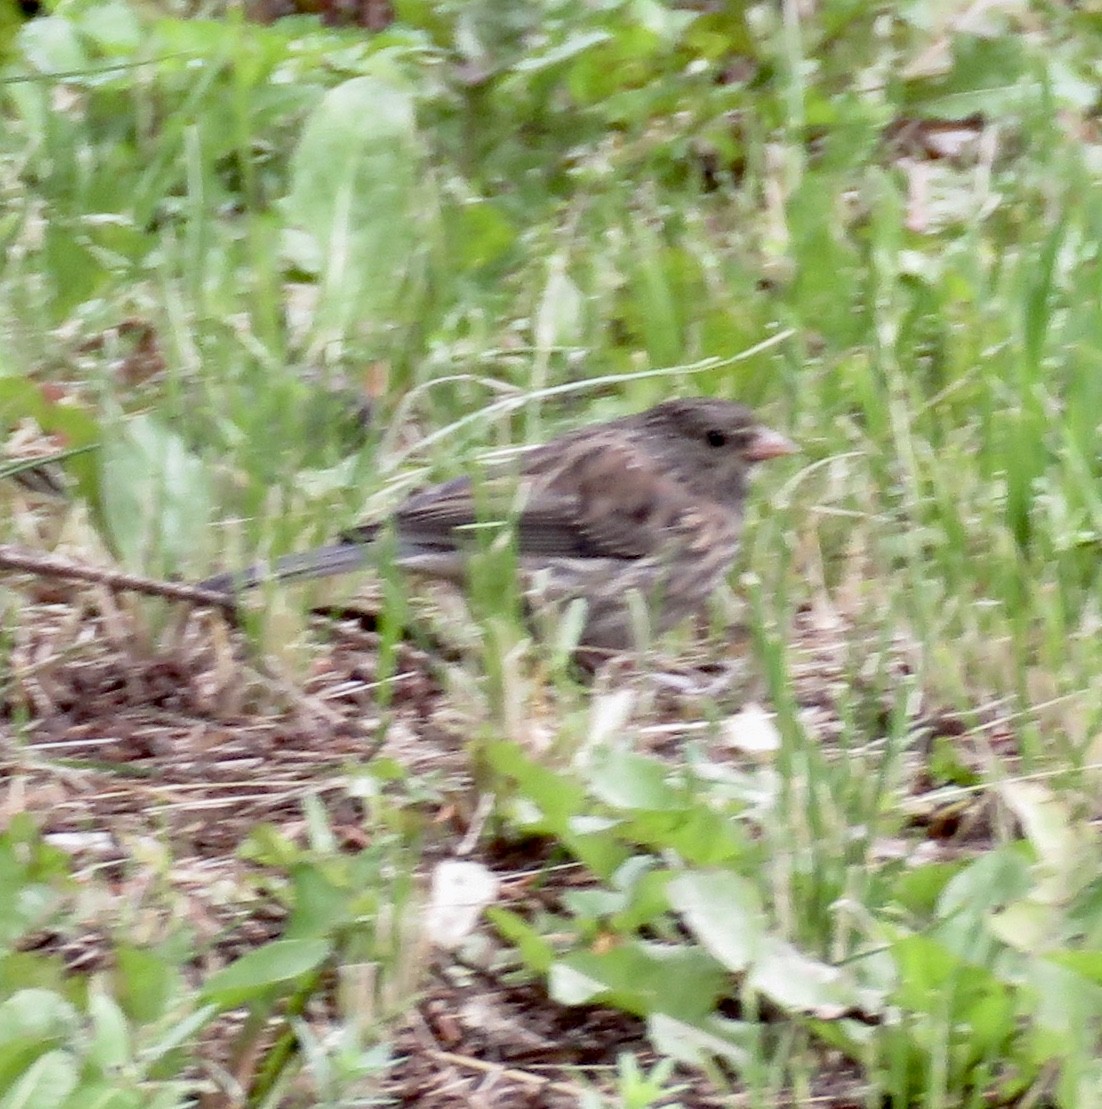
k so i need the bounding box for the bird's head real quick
[632,398,796,507]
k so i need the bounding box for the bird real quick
[199,398,796,654]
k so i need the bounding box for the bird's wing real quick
[346,437,736,562]
[528,435,742,559]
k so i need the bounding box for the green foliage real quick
[0,816,71,946]
[491,736,1102,1104]
[284,74,427,349]
[0,811,415,1105]
[3,0,1102,1103]
[100,414,212,574]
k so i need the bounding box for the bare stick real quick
[0,544,235,611]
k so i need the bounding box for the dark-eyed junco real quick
[200,398,795,652]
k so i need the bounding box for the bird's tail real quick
[199,541,374,595]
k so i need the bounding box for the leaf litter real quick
[0,574,1023,1106]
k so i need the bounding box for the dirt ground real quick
[0,581,1007,1106]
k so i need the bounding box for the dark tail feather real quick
[199,541,373,595]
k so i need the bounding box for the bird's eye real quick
[706,429,727,448]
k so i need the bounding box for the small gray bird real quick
[200,398,795,653]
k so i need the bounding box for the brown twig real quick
[0,544,235,611]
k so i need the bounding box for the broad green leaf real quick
[749,936,878,1017]
[889,932,1003,1024]
[552,941,725,1021]
[200,939,331,1007]
[648,1012,755,1070]
[284,75,424,343]
[0,821,70,946]
[488,908,555,975]
[667,872,764,973]
[0,1049,77,1109]
[1048,951,1102,986]
[43,225,109,324]
[1020,958,1102,1060]
[99,415,212,575]
[989,899,1061,953]
[487,743,630,877]
[486,740,587,832]
[71,0,142,57]
[0,954,67,999]
[285,866,357,940]
[113,947,177,1026]
[17,17,87,73]
[937,846,1033,931]
[86,991,129,1072]
[0,0,27,62]
[1000,780,1097,899]
[587,749,680,812]
[0,991,78,1047]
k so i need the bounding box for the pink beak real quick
[744,426,798,462]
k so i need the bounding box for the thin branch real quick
[0,544,235,611]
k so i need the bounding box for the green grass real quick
[2,0,1102,1104]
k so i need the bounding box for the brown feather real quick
[200,397,794,654]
